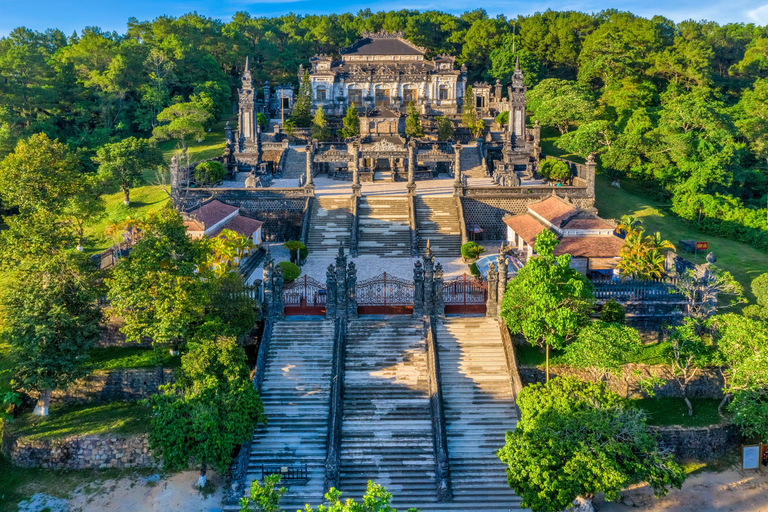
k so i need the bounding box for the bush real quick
[277,261,300,282]
[600,299,626,324]
[469,262,480,277]
[461,241,486,260]
[194,161,226,185]
[495,111,509,126]
[538,158,571,183]
[283,240,308,264]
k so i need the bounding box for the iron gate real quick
[443,273,487,314]
[356,272,414,314]
[283,275,327,316]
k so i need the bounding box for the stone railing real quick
[592,278,682,302]
[498,322,524,407]
[408,194,419,257]
[454,195,468,245]
[425,316,452,501]
[2,430,157,470]
[461,184,590,197]
[324,317,347,492]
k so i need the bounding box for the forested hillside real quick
[0,9,766,247]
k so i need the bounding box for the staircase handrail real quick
[426,315,453,501]
[300,196,313,246]
[498,321,524,418]
[324,317,346,492]
[350,195,360,257]
[409,194,420,257]
[454,195,468,245]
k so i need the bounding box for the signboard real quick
[743,445,760,470]
[696,241,709,251]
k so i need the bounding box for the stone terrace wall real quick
[518,364,724,399]
[2,430,157,469]
[49,368,175,405]
[652,424,741,461]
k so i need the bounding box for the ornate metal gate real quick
[283,275,327,316]
[356,272,414,315]
[443,273,487,314]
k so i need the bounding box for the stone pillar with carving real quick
[273,264,285,320]
[434,263,445,320]
[255,120,263,165]
[407,140,416,195]
[585,154,596,205]
[453,143,462,196]
[413,260,424,317]
[346,262,358,319]
[326,264,337,320]
[263,82,271,116]
[169,155,181,208]
[486,262,498,318]
[496,253,508,315]
[423,241,435,316]
[335,244,348,317]
[350,141,361,197]
[533,120,541,160]
[305,143,315,188]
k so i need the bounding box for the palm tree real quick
[617,228,674,281]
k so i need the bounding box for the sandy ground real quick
[596,468,768,512]
[65,471,224,512]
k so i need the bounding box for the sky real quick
[1,0,767,37]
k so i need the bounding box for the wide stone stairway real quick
[356,196,412,257]
[460,144,486,178]
[282,146,307,179]
[340,318,438,509]
[243,320,335,510]
[415,196,462,258]
[306,196,353,257]
[437,317,523,511]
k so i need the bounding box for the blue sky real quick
[1,0,767,37]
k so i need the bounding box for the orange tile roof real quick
[503,214,547,246]
[562,217,614,230]
[554,235,624,258]
[210,215,264,239]
[186,200,238,230]
[528,196,577,227]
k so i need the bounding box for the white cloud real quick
[748,2,768,23]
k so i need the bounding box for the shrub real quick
[600,299,626,324]
[283,240,308,264]
[277,261,300,282]
[194,161,226,185]
[538,158,571,183]
[495,111,509,126]
[461,241,486,260]
[469,262,480,277]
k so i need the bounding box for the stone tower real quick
[508,57,526,147]
[238,57,258,150]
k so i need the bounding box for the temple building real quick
[307,31,467,117]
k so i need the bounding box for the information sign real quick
[743,445,760,470]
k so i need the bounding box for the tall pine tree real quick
[340,104,360,139]
[405,101,424,138]
[290,70,312,127]
[311,105,330,141]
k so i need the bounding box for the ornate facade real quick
[307,32,467,117]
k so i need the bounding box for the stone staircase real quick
[243,320,335,510]
[340,318,438,509]
[436,318,523,511]
[415,196,462,258]
[306,197,353,257]
[282,146,307,179]
[460,143,486,178]
[356,196,412,257]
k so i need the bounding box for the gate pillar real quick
[326,264,337,320]
[434,263,445,320]
[413,261,425,317]
[486,262,498,318]
[346,262,358,319]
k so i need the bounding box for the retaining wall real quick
[49,368,175,405]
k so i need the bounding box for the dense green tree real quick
[527,79,594,134]
[436,115,454,140]
[310,105,330,141]
[95,137,164,205]
[556,120,617,157]
[488,36,542,87]
[462,85,485,138]
[734,78,768,160]
[147,333,265,487]
[663,319,714,416]
[405,101,424,138]
[291,69,312,127]
[500,229,594,380]
[340,104,360,139]
[744,273,768,320]
[498,377,685,512]
[538,158,571,183]
[563,321,642,381]
[153,102,212,150]
[0,252,101,415]
[106,207,208,346]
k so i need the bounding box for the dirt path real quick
[596,469,768,511]
[66,471,224,512]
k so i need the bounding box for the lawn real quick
[632,397,724,427]
[7,401,151,441]
[82,121,228,254]
[86,346,181,371]
[516,342,669,368]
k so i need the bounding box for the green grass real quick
[85,346,180,371]
[632,397,724,427]
[7,401,151,441]
[0,341,13,396]
[625,341,670,365]
[595,174,768,298]
[156,120,229,164]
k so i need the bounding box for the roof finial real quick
[515,55,520,71]
[245,56,250,71]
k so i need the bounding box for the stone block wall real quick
[49,368,175,405]
[2,430,157,469]
[651,424,741,461]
